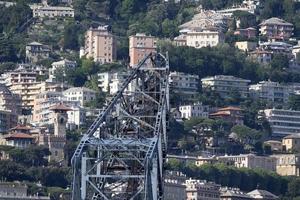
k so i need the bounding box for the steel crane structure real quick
[71,52,169,200]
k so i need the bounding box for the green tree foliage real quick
[270,54,289,70]
[9,146,50,167]
[0,35,17,62]
[63,22,82,50]
[288,94,300,110]
[231,125,263,145]
[233,11,257,29]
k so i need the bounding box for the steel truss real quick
[71,53,169,200]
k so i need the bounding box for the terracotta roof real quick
[10,124,32,131]
[210,111,231,116]
[4,133,34,140]
[49,103,71,111]
[218,106,243,111]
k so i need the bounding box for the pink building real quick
[234,27,256,39]
[129,33,157,67]
[82,26,117,64]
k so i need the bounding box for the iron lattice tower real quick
[71,53,169,200]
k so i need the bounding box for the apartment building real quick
[173,34,187,46]
[49,59,76,81]
[129,33,157,67]
[260,109,300,136]
[82,26,117,63]
[186,30,225,48]
[25,42,50,63]
[201,75,251,98]
[218,154,277,171]
[32,5,74,18]
[32,91,83,127]
[98,71,130,95]
[63,87,96,106]
[164,171,187,200]
[259,41,293,57]
[235,41,257,52]
[259,17,294,39]
[271,154,300,176]
[179,103,209,119]
[249,81,294,104]
[282,134,300,152]
[169,71,199,96]
[186,179,220,200]
[0,84,21,115]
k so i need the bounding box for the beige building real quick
[264,140,282,152]
[129,33,157,67]
[186,30,225,48]
[259,17,294,39]
[282,134,300,152]
[235,41,257,52]
[0,84,21,115]
[173,34,187,46]
[218,154,276,171]
[82,26,117,63]
[32,5,74,18]
[49,59,76,81]
[271,154,300,176]
[169,71,199,96]
[186,179,220,200]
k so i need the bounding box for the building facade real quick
[63,87,96,106]
[218,154,277,171]
[49,59,76,81]
[186,179,221,200]
[259,17,294,39]
[249,81,294,104]
[235,41,257,52]
[186,30,225,48]
[282,135,300,152]
[179,103,209,119]
[82,26,117,63]
[201,75,251,98]
[271,154,300,176]
[260,109,300,136]
[169,71,199,96]
[129,33,157,67]
[32,5,74,18]
[25,42,50,63]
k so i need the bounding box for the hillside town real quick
[1,0,300,199]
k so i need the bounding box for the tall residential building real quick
[186,30,225,48]
[179,103,209,119]
[129,33,157,67]
[260,109,300,136]
[82,26,117,63]
[249,81,294,104]
[201,75,251,98]
[271,154,300,176]
[186,179,220,200]
[218,154,277,171]
[259,17,294,39]
[169,72,199,96]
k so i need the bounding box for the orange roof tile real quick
[218,106,243,111]
[4,133,34,140]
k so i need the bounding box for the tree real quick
[288,94,300,110]
[270,54,289,70]
[63,22,81,50]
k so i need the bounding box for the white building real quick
[260,109,300,137]
[179,103,209,119]
[249,81,294,104]
[186,30,225,48]
[169,72,199,96]
[63,87,96,106]
[49,59,76,81]
[201,75,251,98]
[98,72,130,95]
[218,154,277,171]
[32,5,74,18]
